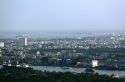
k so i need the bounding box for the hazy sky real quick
[0,0,125,33]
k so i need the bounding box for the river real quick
[32,66,125,77]
[0,65,125,77]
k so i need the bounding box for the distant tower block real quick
[0,42,4,48]
[92,60,98,67]
[36,51,41,56]
[17,35,28,48]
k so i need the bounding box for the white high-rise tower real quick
[17,35,28,48]
[0,42,4,48]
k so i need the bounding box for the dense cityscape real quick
[1,0,125,81]
[0,32,125,82]
[0,32,125,69]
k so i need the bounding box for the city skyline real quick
[0,0,125,33]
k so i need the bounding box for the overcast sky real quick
[0,0,125,33]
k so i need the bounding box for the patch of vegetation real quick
[0,69,125,82]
